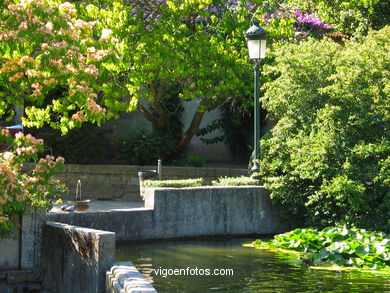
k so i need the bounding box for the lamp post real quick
[244,20,268,175]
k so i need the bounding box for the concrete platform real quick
[50,201,144,213]
[47,187,286,241]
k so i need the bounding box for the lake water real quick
[116,237,390,292]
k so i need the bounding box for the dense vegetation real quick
[258,26,389,232]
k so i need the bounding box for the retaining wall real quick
[47,186,285,241]
[42,221,115,293]
[53,164,247,202]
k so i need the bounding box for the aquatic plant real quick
[246,226,390,273]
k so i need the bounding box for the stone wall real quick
[55,164,247,202]
[0,208,46,292]
[43,221,115,293]
[47,186,287,241]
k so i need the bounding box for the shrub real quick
[187,154,205,167]
[118,129,177,165]
[259,27,390,232]
[212,176,260,186]
[144,178,204,188]
[0,130,66,232]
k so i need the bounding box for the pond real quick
[116,237,390,292]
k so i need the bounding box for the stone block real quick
[43,221,116,293]
[0,234,19,270]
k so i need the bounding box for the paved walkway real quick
[50,200,145,213]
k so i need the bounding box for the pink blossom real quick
[3,152,14,162]
[9,72,24,82]
[100,29,113,40]
[45,22,53,31]
[72,111,85,122]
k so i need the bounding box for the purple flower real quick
[264,12,271,25]
[294,9,333,32]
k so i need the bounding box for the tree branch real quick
[137,103,159,126]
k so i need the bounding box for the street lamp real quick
[244,20,268,175]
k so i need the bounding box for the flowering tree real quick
[0,129,66,231]
[0,0,123,133]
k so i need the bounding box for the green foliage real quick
[259,27,390,232]
[212,176,260,186]
[118,129,177,165]
[248,227,390,272]
[187,154,205,167]
[144,178,204,188]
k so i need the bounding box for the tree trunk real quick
[137,95,211,155]
[177,98,211,153]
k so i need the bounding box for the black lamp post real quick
[244,20,268,175]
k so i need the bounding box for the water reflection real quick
[116,238,390,292]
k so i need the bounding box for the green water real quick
[116,237,390,292]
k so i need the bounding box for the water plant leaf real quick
[246,226,390,274]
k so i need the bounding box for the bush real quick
[0,130,66,231]
[259,27,390,232]
[187,154,205,167]
[144,178,204,188]
[118,129,177,165]
[212,176,260,186]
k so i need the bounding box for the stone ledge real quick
[106,262,157,293]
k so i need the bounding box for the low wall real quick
[106,262,157,293]
[0,208,45,270]
[0,208,46,291]
[53,164,247,202]
[47,186,286,241]
[43,221,116,293]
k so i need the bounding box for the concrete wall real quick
[47,186,286,241]
[54,164,247,202]
[0,208,45,270]
[106,262,157,293]
[0,208,46,292]
[43,221,116,293]
[103,99,231,162]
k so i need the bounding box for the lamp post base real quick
[251,163,260,179]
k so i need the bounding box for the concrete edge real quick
[106,262,157,293]
[146,185,265,191]
[45,221,116,235]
